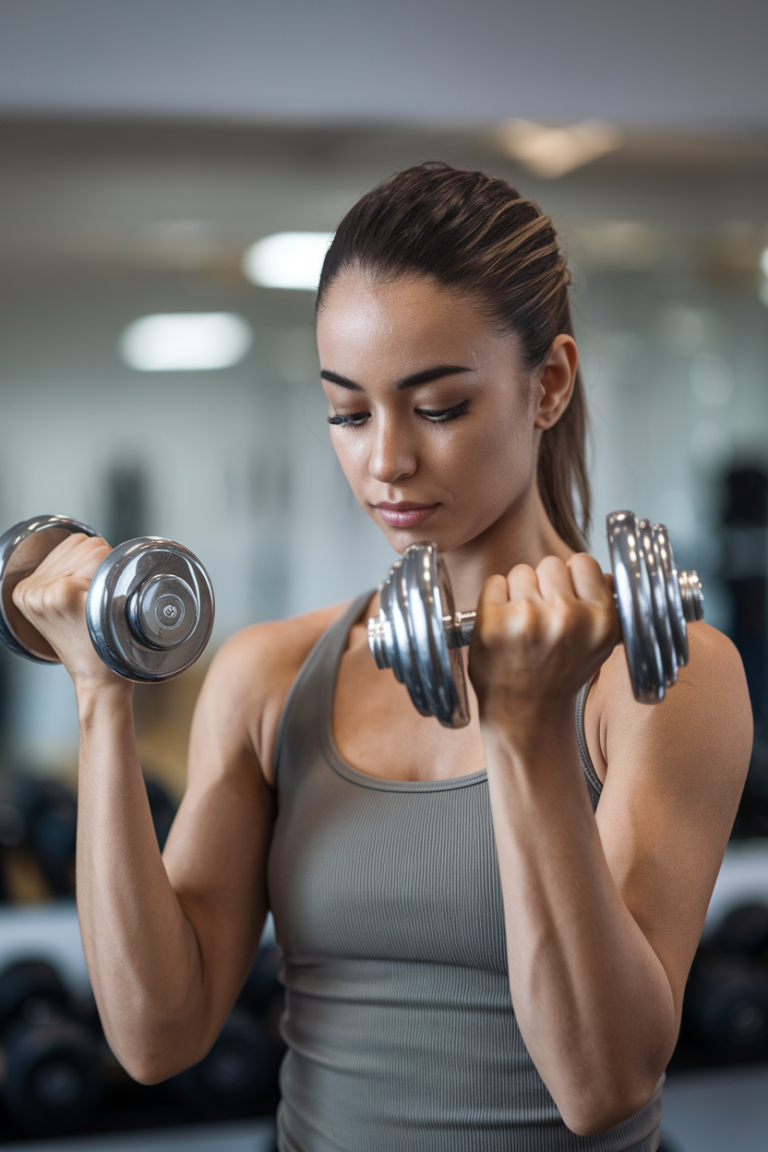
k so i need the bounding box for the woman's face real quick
[316,269,562,556]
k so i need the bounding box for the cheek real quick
[329,431,366,491]
[446,405,534,490]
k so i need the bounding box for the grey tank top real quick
[267,593,663,1152]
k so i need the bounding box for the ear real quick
[533,335,579,430]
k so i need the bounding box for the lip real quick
[374,501,439,528]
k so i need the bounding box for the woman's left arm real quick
[471,555,752,1137]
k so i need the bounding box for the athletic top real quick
[267,592,663,1152]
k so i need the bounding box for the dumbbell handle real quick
[369,569,704,663]
[440,571,704,648]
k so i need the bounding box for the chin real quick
[379,523,462,556]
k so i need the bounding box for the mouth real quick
[374,501,440,529]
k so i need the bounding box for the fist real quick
[12,532,117,686]
[468,553,620,728]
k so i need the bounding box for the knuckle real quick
[538,554,565,578]
[40,583,61,614]
[513,599,539,635]
[11,580,29,611]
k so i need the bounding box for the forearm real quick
[483,704,675,1134]
[75,684,208,1080]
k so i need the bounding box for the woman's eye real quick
[327,400,470,427]
[416,399,470,423]
[327,411,370,427]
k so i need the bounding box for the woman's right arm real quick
[13,534,277,1083]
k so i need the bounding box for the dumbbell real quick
[0,515,214,682]
[368,510,704,728]
[0,961,103,1136]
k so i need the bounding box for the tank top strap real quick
[576,677,603,810]
[273,590,373,788]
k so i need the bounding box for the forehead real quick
[316,270,513,370]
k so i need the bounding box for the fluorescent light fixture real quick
[760,246,768,277]
[496,120,622,179]
[120,313,252,372]
[242,232,333,290]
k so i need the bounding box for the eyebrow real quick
[320,365,474,392]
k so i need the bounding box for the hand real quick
[469,554,620,734]
[12,532,124,691]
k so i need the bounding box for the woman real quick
[14,164,751,1152]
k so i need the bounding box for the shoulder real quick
[194,601,353,785]
[210,602,349,686]
[588,622,752,794]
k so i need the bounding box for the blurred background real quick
[0,1,767,1148]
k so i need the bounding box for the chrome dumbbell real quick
[368,510,704,729]
[0,515,214,682]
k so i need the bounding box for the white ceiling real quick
[0,0,767,129]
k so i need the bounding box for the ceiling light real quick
[242,232,333,290]
[760,246,768,278]
[120,313,252,372]
[571,220,660,271]
[496,120,622,179]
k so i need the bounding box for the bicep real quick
[595,624,752,1009]
[162,637,276,1020]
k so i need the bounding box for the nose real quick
[368,414,417,485]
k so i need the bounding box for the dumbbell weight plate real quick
[606,512,666,704]
[374,543,469,728]
[0,516,97,662]
[638,519,679,688]
[654,523,691,665]
[86,537,214,682]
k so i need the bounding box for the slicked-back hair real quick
[317,163,589,552]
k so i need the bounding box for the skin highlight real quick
[9,269,751,1138]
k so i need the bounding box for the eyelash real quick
[327,400,470,427]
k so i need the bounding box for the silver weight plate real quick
[372,543,469,728]
[607,511,665,704]
[405,544,468,729]
[0,514,97,662]
[376,555,415,690]
[434,554,470,728]
[378,546,440,718]
[638,520,678,687]
[652,523,689,667]
[86,538,214,682]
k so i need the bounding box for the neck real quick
[442,488,574,610]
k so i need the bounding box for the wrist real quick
[479,692,578,761]
[75,677,134,727]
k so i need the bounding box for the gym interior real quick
[0,3,767,1149]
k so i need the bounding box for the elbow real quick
[558,1074,662,1138]
[123,1058,172,1088]
[105,1020,213,1087]
[116,1043,208,1087]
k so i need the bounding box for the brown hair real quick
[317,162,590,551]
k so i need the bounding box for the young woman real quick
[14,164,751,1152]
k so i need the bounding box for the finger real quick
[28,533,90,578]
[536,555,576,603]
[567,553,613,607]
[35,534,109,579]
[477,573,510,610]
[506,563,542,602]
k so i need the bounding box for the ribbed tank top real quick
[267,592,663,1152]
